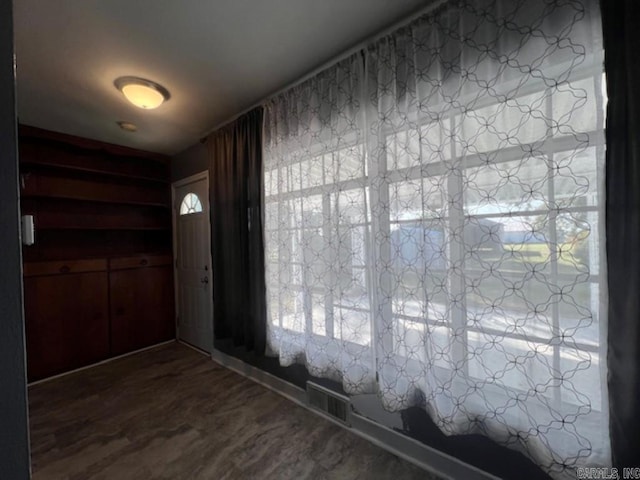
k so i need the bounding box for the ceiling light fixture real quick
[117,121,138,132]
[114,76,170,110]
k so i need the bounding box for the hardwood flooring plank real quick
[28,343,440,480]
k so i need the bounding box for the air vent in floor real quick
[306,381,350,425]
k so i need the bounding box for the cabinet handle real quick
[59,265,70,274]
[140,259,148,266]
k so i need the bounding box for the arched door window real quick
[179,193,203,215]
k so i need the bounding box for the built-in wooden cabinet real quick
[19,126,176,381]
[109,255,175,356]
[24,261,110,380]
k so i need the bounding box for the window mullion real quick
[276,168,285,329]
[323,191,335,339]
[448,115,469,378]
[546,87,562,411]
[368,129,392,379]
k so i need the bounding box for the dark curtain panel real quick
[601,0,640,469]
[207,107,266,353]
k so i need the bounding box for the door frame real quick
[171,171,213,351]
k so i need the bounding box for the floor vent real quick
[306,382,350,425]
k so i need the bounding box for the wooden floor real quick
[28,342,439,479]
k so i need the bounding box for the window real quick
[381,74,606,409]
[179,193,203,215]
[263,1,608,475]
[265,145,371,342]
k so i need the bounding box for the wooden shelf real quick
[22,229,172,262]
[21,173,171,207]
[18,128,174,260]
[22,193,170,208]
[22,198,171,231]
[19,125,170,163]
[19,126,176,380]
[35,226,170,231]
[20,160,169,184]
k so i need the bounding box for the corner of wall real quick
[0,0,31,477]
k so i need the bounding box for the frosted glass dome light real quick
[114,76,170,110]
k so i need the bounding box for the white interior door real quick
[173,173,213,352]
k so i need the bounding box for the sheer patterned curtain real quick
[264,0,609,477]
[264,55,377,393]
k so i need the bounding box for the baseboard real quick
[177,339,210,357]
[27,340,176,387]
[210,348,307,404]
[210,347,497,480]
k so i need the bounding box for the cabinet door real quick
[143,266,175,345]
[24,271,110,381]
[109,266,175,355]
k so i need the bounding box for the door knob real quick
[201,276,209,284]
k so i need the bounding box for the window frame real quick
[263,57,606,411]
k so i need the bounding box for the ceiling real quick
[14,0,428,156]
